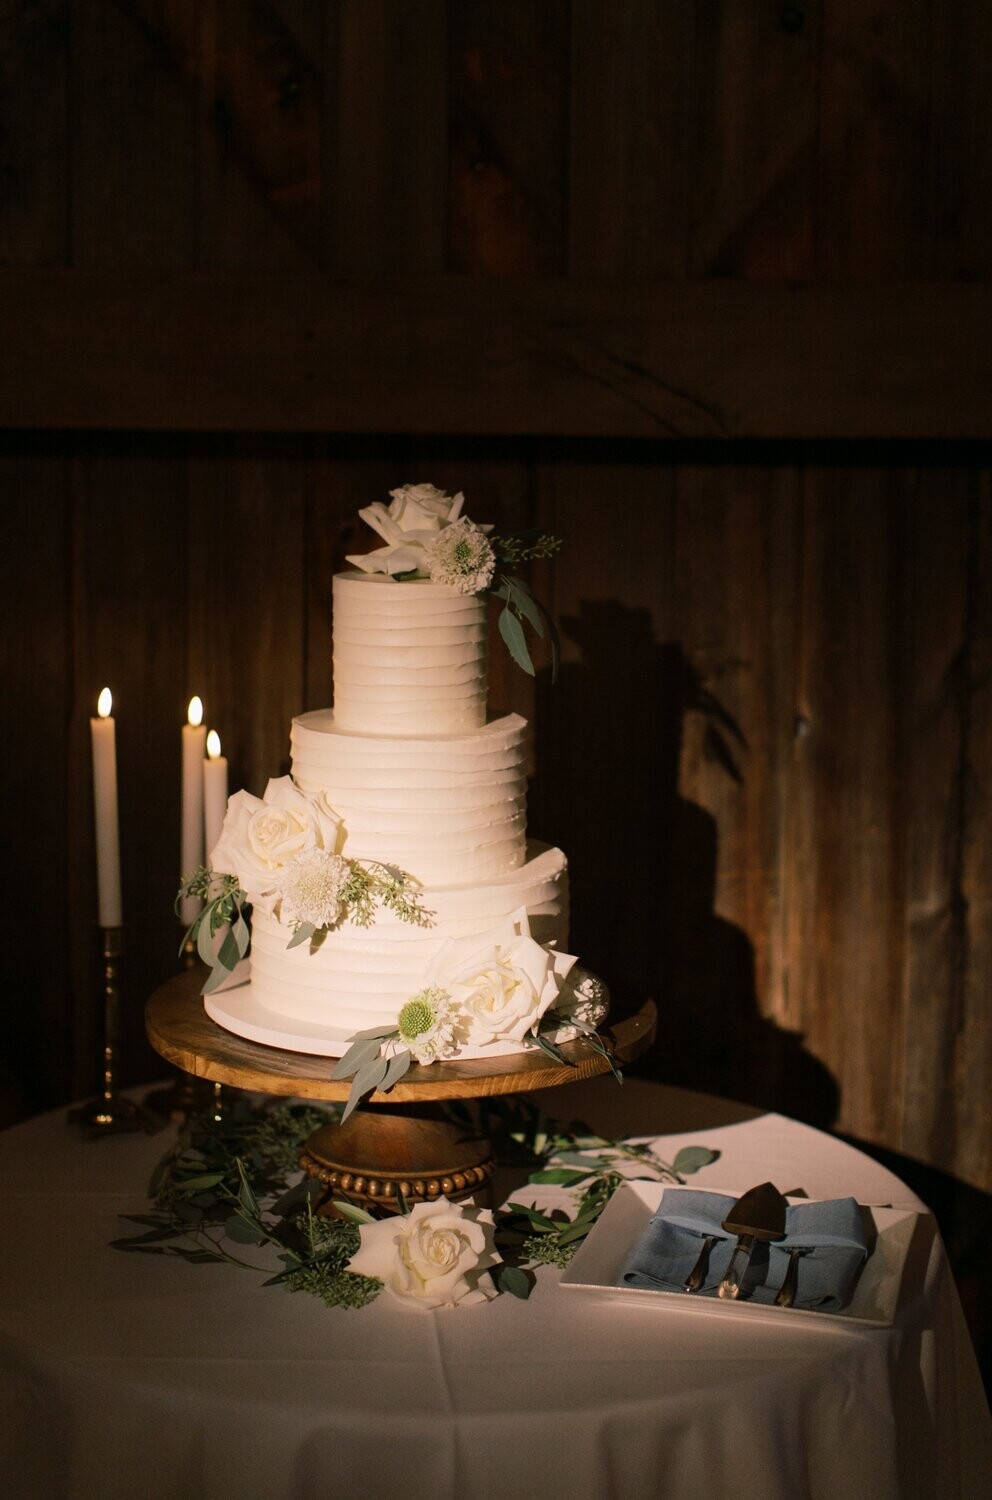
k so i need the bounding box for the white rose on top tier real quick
[347,1199,501,1311]
[209,776,343,915]
[425,910,578,1045]
[345,482,492,579]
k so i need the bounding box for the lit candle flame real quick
[207,729,222,759]
[187,695,203,728]
[97,687,113,718]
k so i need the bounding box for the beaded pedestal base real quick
[298,1105,495,1214]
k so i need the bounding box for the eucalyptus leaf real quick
[287,922,315,951]
[672,1146,719,1175]
[527,1167,591,1187]
[237,1160,260,1218]
[225,1212,265,1245]
[380,1049,413,1092]
[176,1172,225,1191]
[552,1152,614,1170]
[503,575,544,637]
[342,1054,390,1122]
[331,1036,384,1081]
[196,912,219,967]
[498,606,535,676]
[530,1032,573,1066]
[271,1178,324,1219]
[217,924,242,972]
[506,1203,557,1230]
[497,1264,532,1300]
[556,1216,600,1247]
[201,959,233,995]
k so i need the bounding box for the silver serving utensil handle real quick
[683,1236,719,1293]
[775,1246,811,1308]
[717,1234,755,1299]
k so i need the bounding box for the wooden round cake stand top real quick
[146,971,657,1214]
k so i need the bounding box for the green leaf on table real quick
[673,1146,719,1175]
[176,1171,225,1192]
[236,1159,260,1218]
[331,1199,376,1226]
[496,1264,533,1300]
[552,1152,614,1170]
[506,1202,559,1231]
[225,1212,265,1246]
[527,1167,591,1187]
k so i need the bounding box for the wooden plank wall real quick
[1,1,990,1285]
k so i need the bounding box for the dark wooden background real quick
[1,0,990,1357]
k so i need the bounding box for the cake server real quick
[716,1182,788,1300]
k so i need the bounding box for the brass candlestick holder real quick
[78,927,148,1135]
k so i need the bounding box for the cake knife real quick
[716,1182,788,1300]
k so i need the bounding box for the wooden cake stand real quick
[146,971,657,1215]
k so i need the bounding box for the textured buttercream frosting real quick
[291,710,527,886]
[332,572,488,736]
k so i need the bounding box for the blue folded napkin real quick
[619,1188,868,1311]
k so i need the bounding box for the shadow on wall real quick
[529,598,839,1131]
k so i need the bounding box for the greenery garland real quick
[113,1096,718,1309]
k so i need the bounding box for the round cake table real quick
[0,1079,988,1500]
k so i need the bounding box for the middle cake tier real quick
[290,709,528,887]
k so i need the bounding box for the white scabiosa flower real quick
[396,987,457,1064]
[549,971,609,1031]
[426,517,497,595]
[278,848,351,930]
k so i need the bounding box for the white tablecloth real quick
[1,1079,988,1500]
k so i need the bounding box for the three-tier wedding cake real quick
[198,484,606,1068]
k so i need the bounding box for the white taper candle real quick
[91,687,123,927]
[180,695,206,926]
[204,729,228,864]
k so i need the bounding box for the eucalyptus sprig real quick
[176,869,250,994]
[114,1096,719,1309]
[492,572,561,680]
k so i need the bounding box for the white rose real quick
[426,911,578,1045]
[388,482,465,529]
[348,1199,500,1311]
[208,776,343,912]
[347,484,492,578]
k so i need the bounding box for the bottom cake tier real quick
[208,841,570,1058]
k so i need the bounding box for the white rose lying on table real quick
[347,1199,501,1311]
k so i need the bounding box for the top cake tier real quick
[332,572,488,736]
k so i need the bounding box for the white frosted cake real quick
[200,485,605,1066]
